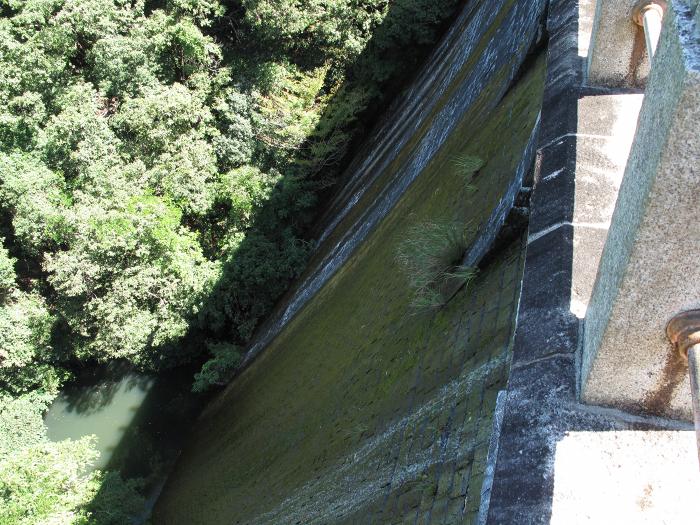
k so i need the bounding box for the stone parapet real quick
[486,0,697,522]
[583,0,700,421]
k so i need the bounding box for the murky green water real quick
[43,363,206,503]
[45,367,153,470]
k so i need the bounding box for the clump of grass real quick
[451,154,484,191]
[396,221,477,310]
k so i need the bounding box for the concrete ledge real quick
[476,390,507,525]
[486,0,588,519]
[551,430,700,523]
[484,1,694,522]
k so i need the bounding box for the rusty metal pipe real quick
[667,309,700,468]
[687,344,700,466]
[632,1,666,59]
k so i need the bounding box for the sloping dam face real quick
[154,1,547,523]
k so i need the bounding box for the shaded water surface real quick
[44,363,206,503]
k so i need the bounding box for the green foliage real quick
[45,193,219,363]
[0,0,465,514]
[0,290,53,371]
[0,91,46,150]
[396,222,476,309]
[0,0,462,390]
[0,244,16,296]
[89,29,159,98]
[84,471,146,525]
[239,0,386,62]
[0,435,145,524]
[0,153,70,253]
[253,64,327,155]
[0,238,60,395]
[165,20,221,78]
[0,0,464,511]
[167,0,225,27]
[39,82,121,182]
[0,436,99,524]
[192,342,241,392]
[111,82,211,160]
[211,90,254,171]
[219,165,282,230]
[0,394,51,457]
[146,134,218,216]
[202,229,310,342]
[0,394,145,524]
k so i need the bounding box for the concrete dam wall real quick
[154,0,550,522]
[157,0,700,520]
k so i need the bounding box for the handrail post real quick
[667,309,700,468]
[632,1,667,59]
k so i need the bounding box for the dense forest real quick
[0,0,462,520]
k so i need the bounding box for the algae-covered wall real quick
[154,1,546,522]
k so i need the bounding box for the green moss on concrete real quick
[303,0,523,268]
[153,54,544,525]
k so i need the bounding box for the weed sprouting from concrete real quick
[396,221,476,310]
[451,154,484,191]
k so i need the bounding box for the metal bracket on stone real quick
[667,309,700,358]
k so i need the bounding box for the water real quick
[44,363,206,504]
[44,368,154,470]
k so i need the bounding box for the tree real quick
[192,342,241,392]
[0,153,69,255]
[46,193,219,365]
[0,395,145,524]
[0,436,99,524]
[0,240,58,396]
[0,0,464,403]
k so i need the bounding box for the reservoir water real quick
[43,363,206,507]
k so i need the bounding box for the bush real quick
[192,342,241,392]
[396,221,476,309]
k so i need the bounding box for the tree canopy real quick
[0,0,461,518]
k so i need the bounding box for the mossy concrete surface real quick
[243,0,547,366]
[153,51,544,525]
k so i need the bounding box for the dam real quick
[154,0,700,522]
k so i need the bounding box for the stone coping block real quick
[551,430,700,524]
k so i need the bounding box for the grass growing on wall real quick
[394,153,484,309]
[396,221,476,309]
[452,154,485,191]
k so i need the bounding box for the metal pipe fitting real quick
[667,309,700,359]
[632,1,667,59]
[666,309,700,468]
